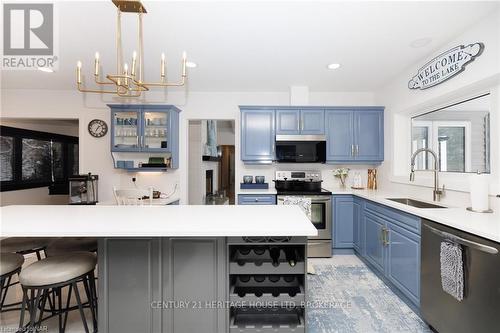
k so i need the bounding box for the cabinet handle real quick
[300,119,304,132]
[384,228,389,246]
[355,145,359,156]
[255,198,259,202]
[351,145,355,156]
[380,227,389,246]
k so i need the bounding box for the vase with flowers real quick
[333,168,350,188]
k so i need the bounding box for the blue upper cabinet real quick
[109,104,181,168]
[240,108,275,163]
[300,109,325,134]
[326,110,355,161]
[276,109,300,135]
[276,109,325,135]
[326,107,384,164]
[240,106,381,164]
[355,109,384,162]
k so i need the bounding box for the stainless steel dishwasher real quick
[421,219,500,333]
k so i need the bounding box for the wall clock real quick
[88,119,108,138]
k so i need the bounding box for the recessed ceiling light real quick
[327,63,341,70]
[410,37,433,48]
[186,61,197,68]
[37,67,54,73]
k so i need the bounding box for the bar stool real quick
[46,238,98,257]
[0,237,53,260]
[45,237,99,326]
[0,253,24,311]
[18,252,97,333]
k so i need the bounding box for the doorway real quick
[188,120,235,205]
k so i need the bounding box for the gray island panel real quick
[98,238,227,333]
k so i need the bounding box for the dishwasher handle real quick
[424,224,499,255]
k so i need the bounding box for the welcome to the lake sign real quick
[408,42,484,90]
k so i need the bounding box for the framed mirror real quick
[411,94,490,174]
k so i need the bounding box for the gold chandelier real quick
[76,0,188,97]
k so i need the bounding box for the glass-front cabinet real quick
[142,110,169,150]
[108,104,181,168]
[112,109,141,151]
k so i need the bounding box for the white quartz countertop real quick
[97,197,180,206]
[325,188,500,243]
[0,205,318,237]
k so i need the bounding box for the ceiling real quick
[2,1,499,92]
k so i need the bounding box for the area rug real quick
[306,255,432,333]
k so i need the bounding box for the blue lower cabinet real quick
[352,197,363,254]
[386,222,420,305]
[358,198,421,307]
[333,196,354,248]
[363,212,385,273]
[238,194,276,205]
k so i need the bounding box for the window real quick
[411,94,490,174]
[412,120,471,172]
[1,136,14,181]
[0,126,79,192]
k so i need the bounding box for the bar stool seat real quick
[1,253,25,311]
[20,252,96,287]
[0,253,24,276]
[18,252,97,333]
[46,238,98,257]
[0,237,52,254]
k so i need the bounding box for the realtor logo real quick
[2,3,58,70]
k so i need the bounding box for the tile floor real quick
[1,255,430,333]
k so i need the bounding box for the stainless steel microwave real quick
[275,135,326,163]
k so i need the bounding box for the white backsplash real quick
[238,163,377,191]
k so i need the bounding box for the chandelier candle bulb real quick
[131,51,137,76]
[182,51,187,76]
[124,63,129,85]
[77,61,82,84]
[161,53,165,78]
[94,52,100,76]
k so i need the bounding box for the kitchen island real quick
[1,205,317,333]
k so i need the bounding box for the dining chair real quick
[113,187,153,205]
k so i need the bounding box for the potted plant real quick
[333,168,350,188]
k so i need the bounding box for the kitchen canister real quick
[243,175,253,184]
[255,176,265,184]
[468,172,492,213]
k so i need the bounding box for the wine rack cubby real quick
[230,307,305,333]
[230,275,305,304]
[229,245,305,275]
[227,237,307,333]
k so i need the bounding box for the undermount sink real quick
[386,198,447,209]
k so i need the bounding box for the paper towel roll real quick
[470,174,489,211]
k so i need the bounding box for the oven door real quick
[277,195,331,240]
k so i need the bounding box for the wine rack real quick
[228,237,307,333]
[230,275,305,304]
[229,245,305,275]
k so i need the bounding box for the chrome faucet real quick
[410,148,445,201]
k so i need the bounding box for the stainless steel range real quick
[275,170,332,257]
